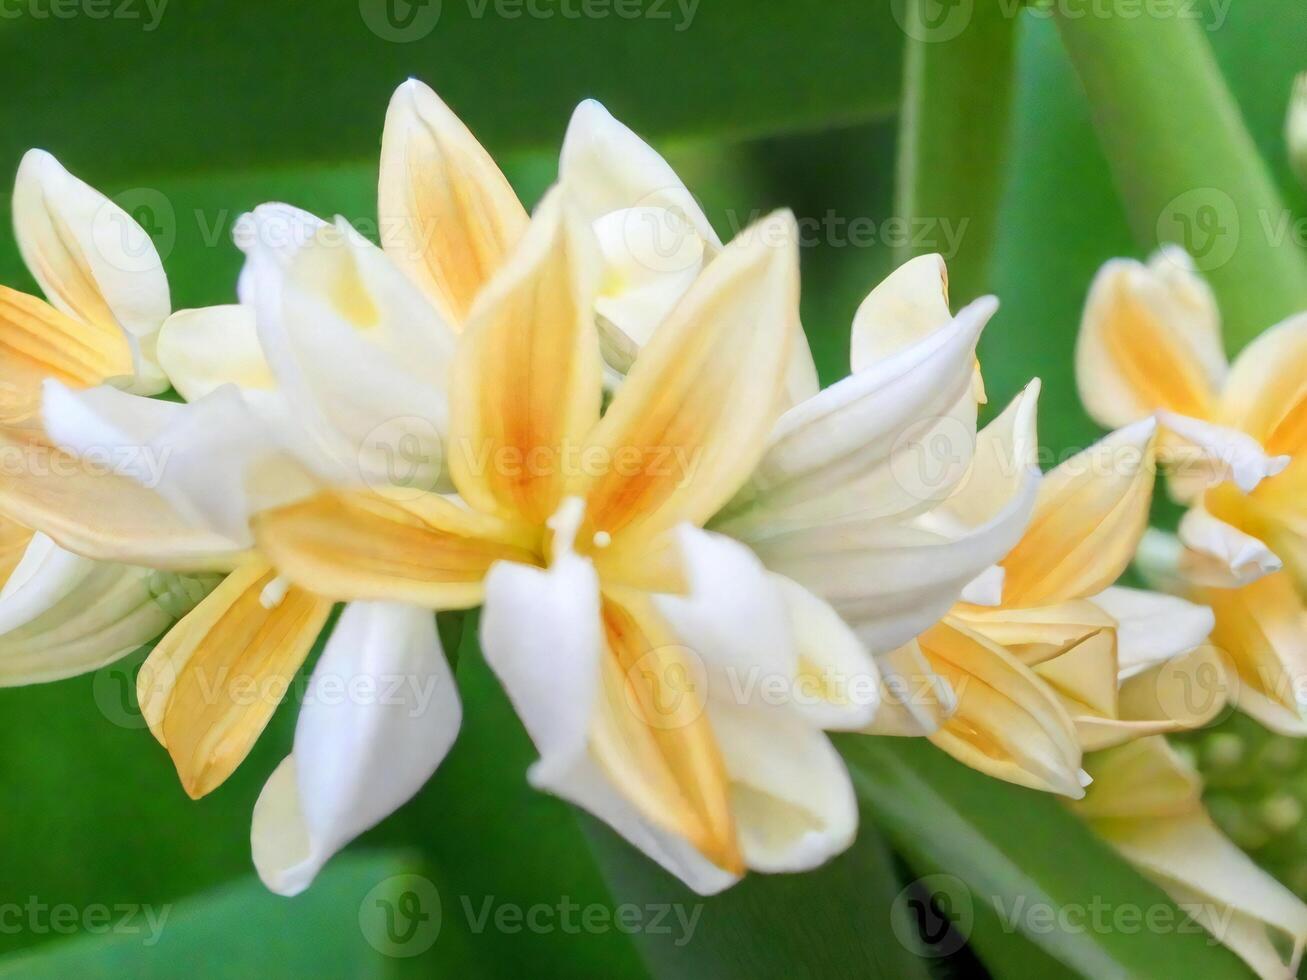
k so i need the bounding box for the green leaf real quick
[582,807,933,979]
[0,851,467,978]
[841,736,1252,979]
[0,0,905,185]
[895,0,1019,303]
[1053,2,1307,349]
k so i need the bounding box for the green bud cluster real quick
[146,571,224,622]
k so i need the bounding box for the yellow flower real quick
[1074,737,1307,980]
[1076,246,1307,733]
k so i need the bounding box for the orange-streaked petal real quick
[1200,572,1307,732]
[0,286,133,424]
[578,210,800,552]
[446,187,601,526]
[922,618,1084,797]
[1218,312,1307,458]
[1076,247,1225,427]
[0,425,246,572]
[378,79,528,326]
[138,562,332,798]
[254,490,541,608]
[1000,419,1158,606]
[594,588,742,874]
[12,150,169,393]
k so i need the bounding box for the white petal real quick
[745,381,1040,655]
[42,380,317,543]
[863,640,956,737]
[560,100,720,249]
[481,554,736,895]
[251,601,461,896]
[849,253,952,372]
[723,298,993,533]
[1157,410,1289,499]
[1177,505,1283,587]
[233,203,327,304]
[155,305,275,402]
[12,150,169,393]
[707,699,857,873]
[960,565,1005,606]
[1091,586,1215,679]
[0,536,180,685]
[0,531,94,633]
[243,219,455,492]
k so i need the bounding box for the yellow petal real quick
[1075,738,1307,980]
[0,515,34,586]
[1000,419,1158,606]
[922,618,1084,797]
[378,79,528,326]
[1033,628,1120,719]
[593,589,743,874]
[0,425,245,572]
[446,187,602,526]
[861,639,957,737]
[1076,247,1225,427]
[578,211,800,554]
[951,599,1115,665]
[1218,312,1307,458]
[254,490,541,608]
[0,286,133,425]
[1076,645,1230,752]
[1199,572,1307,731]
[12,150,169,393]
[137,562,332,798]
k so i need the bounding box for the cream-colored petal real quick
[137,561,332,798]
[0,516,33,587]
[862,639,957,737]
[155,305,275,402]
[952,599,1116,667]
[0,425,246,571]
[0,538,190,686]
[1032,629,1121,720]
[251,601,461,896]
[1075,738,1307,980]
[720,299,990,535]
[1090,585,1215,678]
[849,253,951,371]
[1075,247,1225,428]
[745,383,1041,656]
[1000,418,1158,606]
[1177,503,1283,587]
[0,285,133,424]
[12,150,169,393]
[1218,311,1307,459]
[254,489,540,608]
[1200,572,1307,731]
[1075,645,1230,751]
[577,211,799,553]
[446,187,602,526]
[923,618,1085,797]
[378,79,528,325]
[1156,410,1288,500]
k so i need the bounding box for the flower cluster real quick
[1,78,1305,978]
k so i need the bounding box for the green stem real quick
[1055,5,1307,349]
[895,0,1019,304]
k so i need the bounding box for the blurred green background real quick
[0,2,1305,977]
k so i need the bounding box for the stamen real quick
[260,576,290,609]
